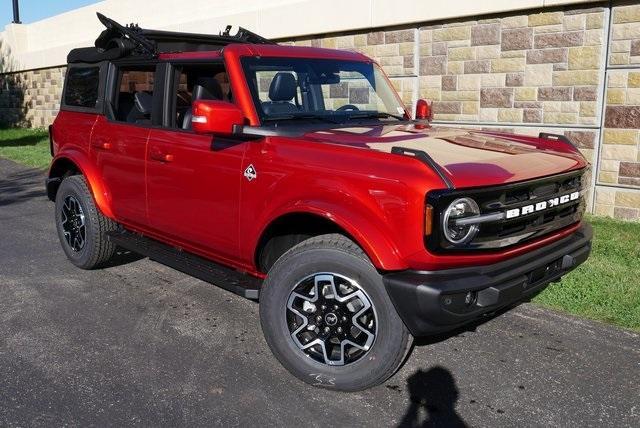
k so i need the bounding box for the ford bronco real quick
[47,14,592,391]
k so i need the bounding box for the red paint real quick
[145,128,247,263]
[192,100,245,134]
[159,50,223,60]
[300,125,587,188]
[49,43,590,277]
[415,99,432,121]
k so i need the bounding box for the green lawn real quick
[534,215,640,331]
[0,127,50,169]
[0,128,638,330]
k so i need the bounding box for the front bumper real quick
[383,223,592,336]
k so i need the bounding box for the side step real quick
[107,231,261,300]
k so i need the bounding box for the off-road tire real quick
[259,233,413,391]
[55,175,118,269]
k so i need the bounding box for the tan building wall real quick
[1,1,639,220]
[0,66,65,127]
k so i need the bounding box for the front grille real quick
[426,169,587,252]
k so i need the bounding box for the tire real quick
[54,175,118,269]
[259,233,413,391]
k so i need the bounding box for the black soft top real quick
[67,13,274,64]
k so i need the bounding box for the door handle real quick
[91,141,112,150]
[149,150,174,163]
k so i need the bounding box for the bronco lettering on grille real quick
[505,191,580,219]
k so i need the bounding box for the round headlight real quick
[442,198,480,245]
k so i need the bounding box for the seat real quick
[261,72,299,115]
[116,92,135,121]
[182,77,224,130]
[116,91,152,124]
[134,91,153,115]
[130,91,153,124]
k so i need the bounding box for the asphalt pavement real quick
[1,158,639,427]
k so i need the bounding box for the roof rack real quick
[67,13,275,64]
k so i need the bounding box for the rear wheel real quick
[259,234,413,391]
[55,175,118,269]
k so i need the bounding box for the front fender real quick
[49,148,115,220]
[256,200,408,271]
[243,163,426,272]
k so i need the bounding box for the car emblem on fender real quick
[244,164,257,181]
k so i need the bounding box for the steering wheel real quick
[336,104,360,112]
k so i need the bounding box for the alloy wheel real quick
[61,195,86,252]
[286,272,377,366]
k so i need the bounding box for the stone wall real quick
[1,1,640,220]
[0,66,65,128]
[596,2,640,220]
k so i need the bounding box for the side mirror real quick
[192,100,244,134]
[415,99,432,121]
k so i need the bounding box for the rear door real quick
[145,62,248,260]
[90,63,160,227]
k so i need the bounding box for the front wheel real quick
[259,234,413,391]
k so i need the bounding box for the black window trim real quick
[104,60,166,129]
[162,59,231,132]
[61,62,107,114]
[98,58,238,133]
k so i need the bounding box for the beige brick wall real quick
[417,9,606,127]
[609,3,640,66]
[601,71,640,189]
[595,3,640,221]
[0,66,65,127]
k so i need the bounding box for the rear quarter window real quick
[63,66,101,110]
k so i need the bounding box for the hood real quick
[303,124,587,188]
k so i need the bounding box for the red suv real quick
[47,15,592,391]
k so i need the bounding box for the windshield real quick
[241,57,407,124]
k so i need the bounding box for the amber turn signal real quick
[424,204,433,236]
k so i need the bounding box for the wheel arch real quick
[47,152,115,219]
[253,207,406,274]
[47,157,80,200]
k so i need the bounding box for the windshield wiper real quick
[345,111,406,121]
[263,114,342,124]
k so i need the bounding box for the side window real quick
[113,67,155,124]
[64,66,100,108]
[170,64,230,130]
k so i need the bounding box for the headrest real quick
[268,72,297,102]
[193,77,223,101]
[134,91,153,115]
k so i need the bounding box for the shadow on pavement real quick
[0,166,46,206]
[398,367,467,428]
[101,248,146,268]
